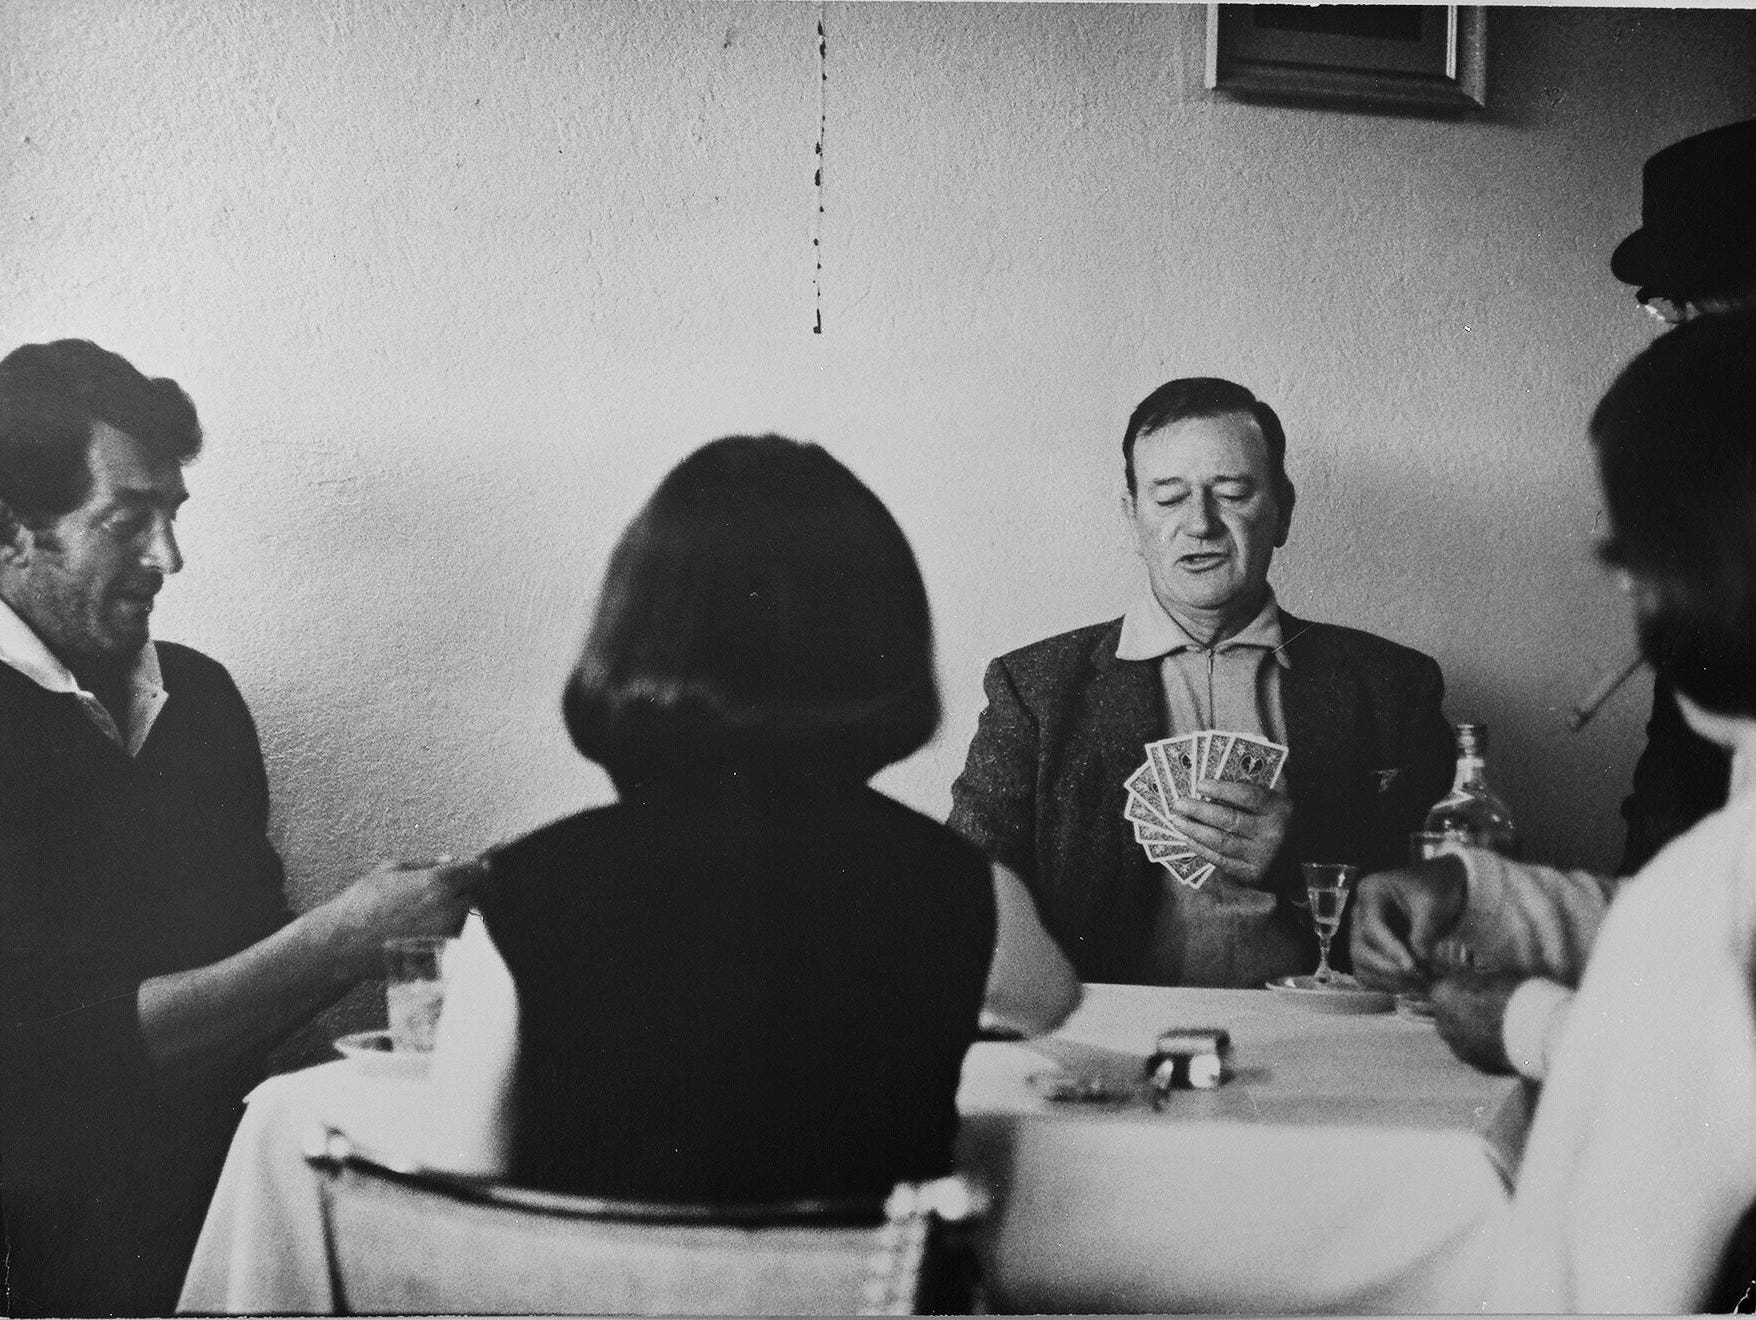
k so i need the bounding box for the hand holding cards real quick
[1126,732,1288,889]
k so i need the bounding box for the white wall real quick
[4,3,1753,944]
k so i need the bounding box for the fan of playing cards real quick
[1125,732,1289,889]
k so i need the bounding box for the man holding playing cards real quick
[949,377,1453,986]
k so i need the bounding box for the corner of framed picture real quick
[1205,3,1487,116]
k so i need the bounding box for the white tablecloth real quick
[179,984,1518,1314]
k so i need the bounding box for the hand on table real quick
[1431,970,1523,1075]
[1349,854,1468,991]
[1165,779,1292,889]
[324,856,487,977]
[137,854,489,1069]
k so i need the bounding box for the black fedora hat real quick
[1611,118,1756,296]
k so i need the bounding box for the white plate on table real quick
[333,1029,431,1079]
[1265,975,1394,1014]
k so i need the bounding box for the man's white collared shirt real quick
[0,597,167,756]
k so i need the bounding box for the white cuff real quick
[1502,977,1573,1081]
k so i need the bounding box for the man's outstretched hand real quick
[1349,854,1468,990]
[324,856,487,978]
[138,854,487,1068]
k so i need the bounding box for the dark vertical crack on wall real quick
[814,8,826,334]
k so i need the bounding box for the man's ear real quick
[1274,483,1296,549]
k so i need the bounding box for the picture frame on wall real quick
[1205,4,1487,115]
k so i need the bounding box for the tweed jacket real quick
[948,610,1453,985]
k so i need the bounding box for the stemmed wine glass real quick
[1300,862,1361,986]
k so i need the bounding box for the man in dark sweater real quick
[0,339,481,1316]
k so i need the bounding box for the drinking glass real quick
[1300,862,1360,986]
[383,935,448,1052]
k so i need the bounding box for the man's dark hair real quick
[563,434,941,783]
[1122,377,1295,515]
[1592,310,1756,718]
[0,339,202,533]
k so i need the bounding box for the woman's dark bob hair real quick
[564,434,940,781]
[1592,309,1756,718]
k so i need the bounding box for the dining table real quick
[178,981,1521,1315]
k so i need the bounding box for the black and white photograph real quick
[2,1,1756,1314]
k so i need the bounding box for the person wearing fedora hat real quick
[1613,117,1756,329]
[1615,119,1756,884]
[1352,118,1756,1091]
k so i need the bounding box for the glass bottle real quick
[1423,723,1518,856]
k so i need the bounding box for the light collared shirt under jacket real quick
[1114,586,1290,746]
[1118,588,1292,984]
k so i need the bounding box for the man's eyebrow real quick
[103,486,188,511]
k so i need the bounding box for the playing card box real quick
[1144,1027,1232,1095]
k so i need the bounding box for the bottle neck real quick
[1451,753,1489,793]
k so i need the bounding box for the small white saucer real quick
[1265,974,1394,1014]
[334,1029,431,1079]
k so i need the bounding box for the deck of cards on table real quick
[1125,733,1289,889]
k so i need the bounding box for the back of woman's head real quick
[1592,309,1756,717]
[564,434,940,781]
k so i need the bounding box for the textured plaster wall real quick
[4,4,1755,958]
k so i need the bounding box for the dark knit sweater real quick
[0,642,289,1316]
